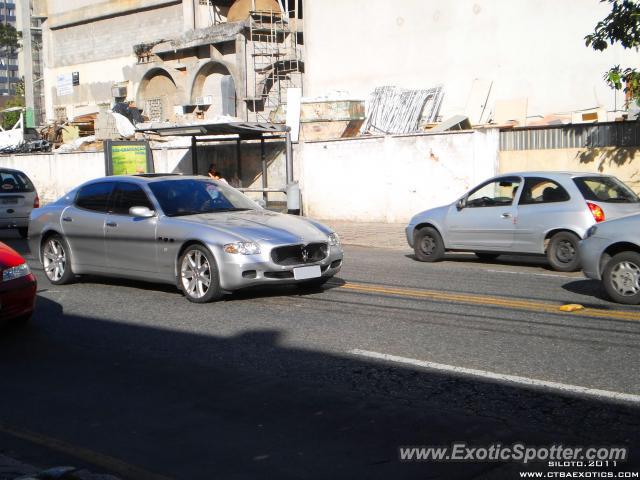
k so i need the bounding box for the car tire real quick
[547,231,581,272]
[17,227,28,238]
[41,234,75,285]
[179,244,223,303]
[474,252,500,261]
[602,251,640,305]
[413,227,445,262]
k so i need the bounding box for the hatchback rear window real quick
[573,176,639,203]
[0,170,35,193]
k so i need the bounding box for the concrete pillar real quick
[20,0,35,120]
[235,33,248,120]
[182,0,195,31]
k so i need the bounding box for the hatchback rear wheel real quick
[546,232,580,272]
[42,234,75,284]
[179,245,223,303]
[602,251,640,305]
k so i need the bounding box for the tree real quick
[1,78,24,129]
[585,0,640,107]
[0,23,20,50]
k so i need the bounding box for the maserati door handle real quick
[106,221,118,227]
[62,216,72,222]
[501,213,512,218]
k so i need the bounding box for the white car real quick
[580,213,640,305]
[406,172,640,272]
[0,168,39,238]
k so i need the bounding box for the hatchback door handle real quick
[62,216,72,222]
[106,221,118,227]
[501,213,512,218]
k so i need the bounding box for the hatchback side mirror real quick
[456,199,465,211]
[129,206,155,218]
[256,199,267,209]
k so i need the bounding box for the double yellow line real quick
[337,281,640,322]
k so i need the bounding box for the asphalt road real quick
[1,234,639,479]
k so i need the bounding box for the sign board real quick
[103,140,154,176]
[56,73,73,97]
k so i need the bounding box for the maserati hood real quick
[177,210,330,244]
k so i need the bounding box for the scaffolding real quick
[247,4,302,122]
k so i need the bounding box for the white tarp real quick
[110,111,136,138]
[0,113,24,149]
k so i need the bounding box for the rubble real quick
[361,85,444,135]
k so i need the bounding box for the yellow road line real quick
[337,281,640,322]
[0,423,173,480]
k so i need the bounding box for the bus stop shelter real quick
[136,122,295,207]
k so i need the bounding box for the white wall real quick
[0,130,498,221]
[298,129,499,222]
[0,149,189,203]
[0,152,106,202]
[303,0,636,118]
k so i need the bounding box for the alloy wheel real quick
[43,238,66,282]
[609,261,640,297]
[180,249,212,299]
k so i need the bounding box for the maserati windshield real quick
[149,179,258,217]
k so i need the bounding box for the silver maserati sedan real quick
[29,175,343,302]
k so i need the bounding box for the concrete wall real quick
[0,130,497,221]
[499,148,640,193]
[0,152,106,202]
[298,129,499,222]
[303,0,637,119]
[43,2,185,120]
[0,141,288,204]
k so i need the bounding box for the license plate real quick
[293,265,321,280]
[1,198,17,205]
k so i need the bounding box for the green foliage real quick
[586,0,640,107]
[0,23,20,49]
[2,96,24,130]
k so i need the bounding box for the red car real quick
[0,241,36,325]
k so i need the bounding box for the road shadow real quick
[0,295,638,479]
[404,253,553,270]
[562,279,610,302]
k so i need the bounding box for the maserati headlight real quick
[224,241,261,255]
[584,225,598,239]
[328,232,341,246]
[3,263,31,282]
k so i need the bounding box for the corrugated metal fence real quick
[499,122,640,151]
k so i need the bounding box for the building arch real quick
[191,61,237,119]
[137,68,180,122]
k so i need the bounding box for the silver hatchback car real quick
[406,172,640,271]
[29,175,343,302]
[0,168,39,238]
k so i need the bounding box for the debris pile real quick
[362,85,444,135]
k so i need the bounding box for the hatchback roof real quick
[501,171,612,179]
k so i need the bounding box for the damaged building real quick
[39,0,302,124]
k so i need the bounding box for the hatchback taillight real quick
[33,194,39,209]
[587,202,605,222]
